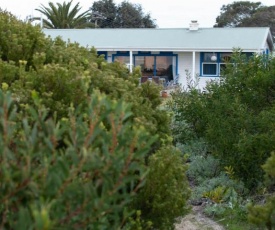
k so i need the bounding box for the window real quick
[112,51,178,83]
[219,53,232,76]
[201,52,233,77]
[135,56,154,76]
[220,53,231,62]
[202,52,218,76]
[113,51,130,65]
[134,52,178,83]
[115,56,130,65]
[202,63,217,75]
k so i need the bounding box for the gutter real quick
[95,47,262,53]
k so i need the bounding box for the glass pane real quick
[135,56,154,76]
[115,56,130,65]
[156,56,173,82]
[220,53,231,62]
[204,53,217,62]
[203,63,217,75]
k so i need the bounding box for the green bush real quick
[176,138,246,201]
[0,11,187,228]
[0,10,171,149]
[133,146,191,229]
[170,52,275,188]
[0,90,156,229]
[187,154,220,184]
[248,152,275,230]
[0,10,47,64]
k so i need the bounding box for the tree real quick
[214,1,275,37]
[214,1,263,27]
[90,0,156,28]
[241,6,275,37]
[90,0,117,28]
[115,1,156,28]
[33,0,91,28]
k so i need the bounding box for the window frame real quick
[202,62,218,76]
[200,52,234,77]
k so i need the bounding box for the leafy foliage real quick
[33,0,91,28]
[215,1,275,37]
[133,147,191,230]
[214,1,263,27]
[0,90,155,229]
[0,10,47,63]
[242,5,275,37]
[90,0,156,28]
[177,138,250,229]
[0,10,170,147]
[123,210,153,230]
[90,0,117,28]
[248,152,275,230]
[170,52,275,189]
[0,10,188,228]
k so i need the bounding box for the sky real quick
[1,0,275,28]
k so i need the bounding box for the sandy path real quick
[175,206,225,230]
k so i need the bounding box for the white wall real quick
[107,51,116,63]
[177,52,220,91]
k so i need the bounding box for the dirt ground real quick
[175,206,225,230]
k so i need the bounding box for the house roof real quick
[43,27,274,52]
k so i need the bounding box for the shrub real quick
[178,138,247,202]
[170,52,275,189]
[248,152,275,230]
[0,10,47,64]
[133,146,191,229]
[187,154,220,184]
[0,10,171,150]
[0,11,177,228]
[0,91,155,229]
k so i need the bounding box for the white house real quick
[43,21,274,89]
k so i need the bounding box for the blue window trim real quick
[117,51,130,54]
[159,51,174,55]
[200,53,203,76]
[138,51,150,54]
[97,51,108,60]
[200,52,220,77]
[200,52,256,77]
